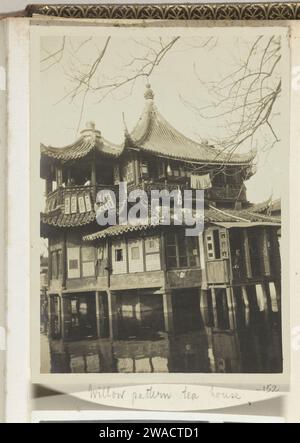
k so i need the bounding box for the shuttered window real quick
[205,229,229,261]
[165,231,200,269]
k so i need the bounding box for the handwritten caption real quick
[88,384,278,409]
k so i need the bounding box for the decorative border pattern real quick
[25,3,300,20]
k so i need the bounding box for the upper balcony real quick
[127,181,247,204]
[45,184,116,214]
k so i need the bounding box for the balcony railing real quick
[45,181,247,213]
[127,181,246,202]
[45,184,116,213]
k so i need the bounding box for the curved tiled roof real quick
[247,197,272,214]
[82,205,280,241]
[41,127,123,161]
[41,210,96,228]
[83,223,154,241]
[41,88,255,166]
[205,205,280,224]
[127,98,256,165]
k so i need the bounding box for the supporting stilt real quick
[199,289,208,325]
[242,286,250,327]
[226,287,237,330]
[107,290,118,339]
[60,294,66,339]
[162,290,174,333]
[211,288,218,328]
[263,284,273,322]
[269,281,280,313]
[242,230,252,278]
[95,291,101,338]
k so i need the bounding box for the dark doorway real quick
[248,229,262,278]
[229,229,246,279]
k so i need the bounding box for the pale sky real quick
[39,31,287,209]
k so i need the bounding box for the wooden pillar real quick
[242,286,250,327]
[211,287,218,328]
[56,166,63,187]
[57,294,62,338]
[269,281,280,313]
[47,295,52,338]
[198,232,207,285]
[226,287,237,330]
[199,289,208,309]
[255,283,269,314]
[162,290,174,333]
[48,248,52,286]
[200,289,210,326]
[62,234,67,289]
[91,161,96,186]
[107,290,118,339]
[160,232,166,272]
[95,291,101,338]
[60,294,66,339]
[242,229,252,278]
[266,285,274,323]
[262,228,271,276]
[262,283,273,324]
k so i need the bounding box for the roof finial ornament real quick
[144,81,154,100]
[86,121,96,131]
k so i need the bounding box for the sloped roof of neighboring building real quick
[246,197,281,215]
[205,205,280,224]
[126,84,256,166]
[248,197,272,214]
[41,123,123,162]
[82,205,280,241]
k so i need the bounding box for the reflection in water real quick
[42,311,282,374]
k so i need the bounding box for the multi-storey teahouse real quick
[41,85,282,373]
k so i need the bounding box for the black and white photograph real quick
[37,25,288,375]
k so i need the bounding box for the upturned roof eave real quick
[127,102,256,167]
[125,135,255,166]
[41,135,124,163]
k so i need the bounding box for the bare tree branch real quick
[182,35,281,167]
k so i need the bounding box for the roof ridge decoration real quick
[127,84,256,166]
